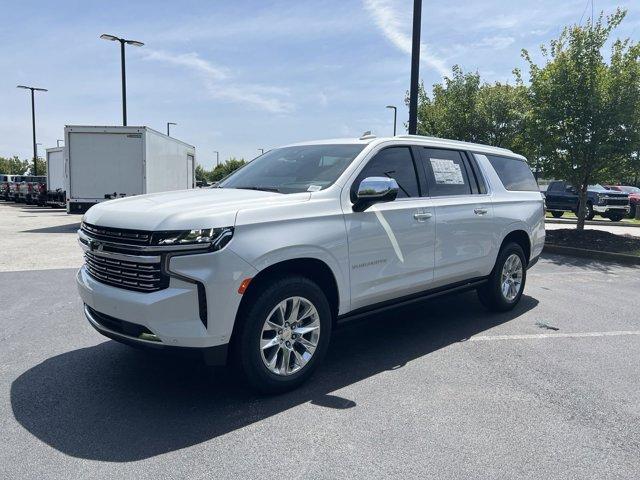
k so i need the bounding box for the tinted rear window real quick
[486,155,538,191]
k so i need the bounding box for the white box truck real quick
[45,146,66,207]
[64,126,196,213]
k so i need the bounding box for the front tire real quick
[477,242,527,312]
[607,212,624,222]
[233,275,332,393]
[550,211,564,218]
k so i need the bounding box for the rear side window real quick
[486,155,538,191]
[353,147,420,199]
[420,148,472,197]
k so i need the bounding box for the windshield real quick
[588,184,606,191]
[219,144,366,194]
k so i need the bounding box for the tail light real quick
[27,183,33,193]
[39,183,46,193]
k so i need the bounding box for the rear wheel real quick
[477,242,526,312]
[233,275,332,393]
[550,211,564,218]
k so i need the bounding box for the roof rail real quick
[396,134,515,154]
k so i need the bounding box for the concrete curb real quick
[545,218,640,228]
[543,244,640,265]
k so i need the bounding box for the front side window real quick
[486,155,539,192]
[352,147,420,199]
[421,148,472,197]
[219,144,365,194]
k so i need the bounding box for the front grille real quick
[82,222,152,245]
[604,198,628,206]
[84,251,168,292]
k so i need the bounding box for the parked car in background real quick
[17,176,47,205]
[604,185,640,217]
[543,181,629,221]
[0,174,18,200]
[76,135,545,392]
[7,175,24,201]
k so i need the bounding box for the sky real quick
[1,0,638,169]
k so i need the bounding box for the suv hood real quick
[83,188,311,231]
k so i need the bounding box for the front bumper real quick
[593,204,630,213]
[84,304,228,365]
[76,245,258,351]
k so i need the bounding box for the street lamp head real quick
[17,85,48,92]
[125,40,145,47]
[168,122,177,126]
[100,34,120,42]
[386,105,396,110]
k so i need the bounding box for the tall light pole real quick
[213,151,219,167]
[408,0,422,135]
[100,34,144,126]
[167,122,176,136]
[386,105,397,136]
[17,85,47,176]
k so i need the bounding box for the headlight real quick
[152,227,234,250]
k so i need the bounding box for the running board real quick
[337,278,488,325]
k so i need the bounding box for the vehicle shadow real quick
[11,291,538,462]
[21,222,81,234]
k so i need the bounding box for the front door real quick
[344,146,436,310]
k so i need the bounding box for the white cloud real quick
[363,0,449,77]
[475,35,516,49]
[144,50,293,114]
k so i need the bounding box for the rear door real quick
[418,148,495,285]
[187,154,194,188]
[68,132,143,200]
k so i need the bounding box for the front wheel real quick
[477,242,527,312]
[550,211,564,218]
[607,212,624,222]
[233,276,332,393]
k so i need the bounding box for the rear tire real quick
[477,242,527,312]
[233,275,332,393]
[550,211,564,218]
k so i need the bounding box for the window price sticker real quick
[430,158,464,185]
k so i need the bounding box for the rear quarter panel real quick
[475,154,546,263]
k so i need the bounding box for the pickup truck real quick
[544,181,629,221]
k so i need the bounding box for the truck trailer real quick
[46,147,66,207]
[64,126,196,214]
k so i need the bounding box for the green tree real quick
[523,9,640,229]
[195,157,246,184]
[0,156,30,174]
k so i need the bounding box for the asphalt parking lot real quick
[1,202,639,479]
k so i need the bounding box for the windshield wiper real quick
[234,186,282,193]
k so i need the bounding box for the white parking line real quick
[469,331,640,341]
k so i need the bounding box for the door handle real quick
[413,211,432,221]
[474,208,488,215]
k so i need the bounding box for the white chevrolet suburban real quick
[77,135,545,392]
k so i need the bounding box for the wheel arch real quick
[501,229,531,266]
[230,257,341,345]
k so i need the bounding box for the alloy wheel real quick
[260,296,321,376]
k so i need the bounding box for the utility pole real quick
[17,85,47,176]
[408,0,422,135]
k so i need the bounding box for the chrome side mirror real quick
[353,176,399,211]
